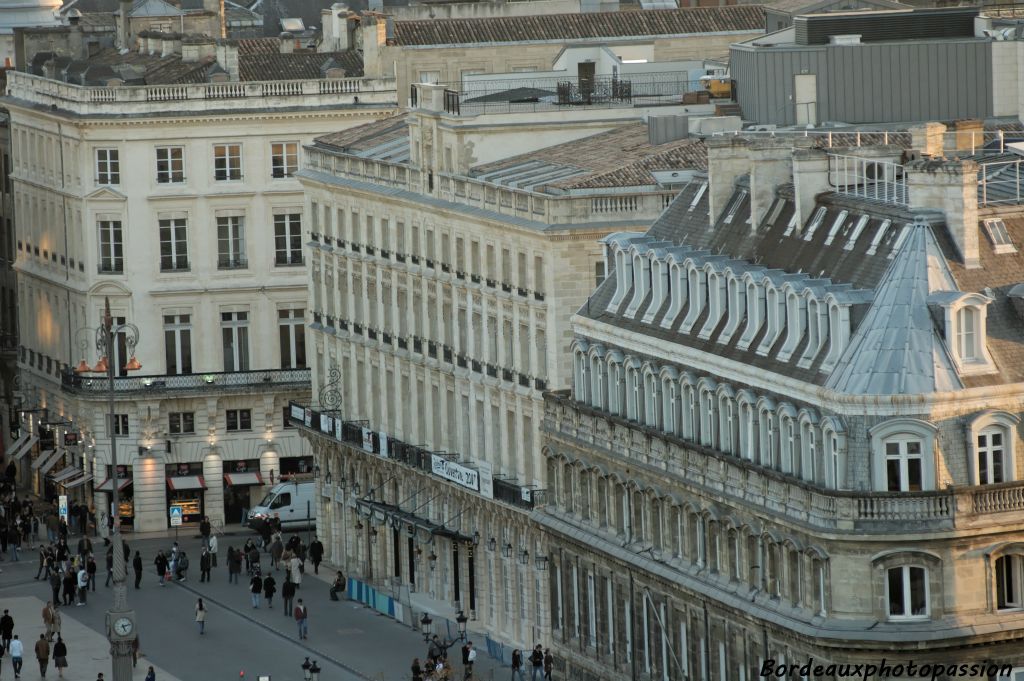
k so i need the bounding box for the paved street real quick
[0,529,507,681]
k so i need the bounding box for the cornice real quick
[73,107,399,129]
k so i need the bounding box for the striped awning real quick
[167,476,205,491]
[5,433,30,460]
[10,434,38,461]
[32,450,63,472]
[64,474,93,489]
[50,467,81,483]
[95,478,132,492]
[223,472,263,487]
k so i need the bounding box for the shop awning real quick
[224,472,263,487]
[10,434,38,461]
[167,476,206,491]
[5,433,31,460]
[95,478,132,492]
[64,474,93,489]
[32,450,64,472]
[50,467,82,483]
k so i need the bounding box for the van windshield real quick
[258,492,276,507]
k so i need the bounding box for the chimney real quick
[181,39,200,62]
[118,0,132,49]
[647,115,689,146]
[161,36,175,57]
[951,119,984,154]
[909,121,947,158]
[215,41,239,80]
[791,138,830,231]
[907,158,980,268]
[203,0,225,38]
[279,32,294,54]
[705,136,750,223]
[747,137,793,229]
[361,14,386,78]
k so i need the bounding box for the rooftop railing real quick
[5,71,397,115]
[61,367,311,395]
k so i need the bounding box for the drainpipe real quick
[629,570,638,681]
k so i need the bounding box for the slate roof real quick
[314,113,410,155]
[471,122,708,191]
[763,0,908,15]
[35,47,212,84]
[236,39,364,79]
[391,6,766,46]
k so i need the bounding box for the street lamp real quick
[310,661,320,681]
[456,610,468,641]
[419,612,433,642]
[74,296,141,681]
[301,657,312,681]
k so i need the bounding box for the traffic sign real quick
[169,505,183,527]
[58,495,68,523]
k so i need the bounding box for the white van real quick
[247,481,317,531]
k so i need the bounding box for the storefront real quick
[96,465,134,527]
[165,462,206,526]
[223,459,264,523]
[277,455,314,481]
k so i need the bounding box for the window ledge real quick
[887,615,930,622]
[955,357,999,377]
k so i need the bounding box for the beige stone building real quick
[542,126,1024,679]
[294,82,713,650]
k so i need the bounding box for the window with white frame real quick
[759,407,776,468]
[96,148,120,185]
[956,306,979,362]
[663,379,678,435]
[700,387,717,448]
[97,220,123,274]
[213,143,242,181]
[168,412,195,434]
[933,292,995,374]
[217,215,246,269]
[627,365,642,421]
[886,565,929,619]
[978,427,1007,484]
[221,311,250,372]
[996,554,1024,611]
[163,314,192,374]
[278,309,306,369]
[779,412,796,474]
[969,412,1018,486]
[156,146,184,183]
[983,218,1016,254]
[868,418,934,491]
[274,213,303,265]
[158,217,189,271]
[885,439,923,491]
[719,394,737,455]
[271,142,298,178]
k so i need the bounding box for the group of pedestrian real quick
[0,606,70,679]
[510,646,553,681]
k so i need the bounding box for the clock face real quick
[113,617,133,636]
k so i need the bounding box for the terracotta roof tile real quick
[392,6,765,46]
[237,48,363,80]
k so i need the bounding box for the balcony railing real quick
[61,367,310,395]
[544,392,1024,532]
[217,256,248,270]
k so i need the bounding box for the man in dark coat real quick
[281,578,296,616]
[308,537,324,575]
[0,609,14,650]
[199,549,212,582]
[199,517,211,549]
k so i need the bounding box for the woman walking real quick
[195,599,206,635]
[145,666,156,681]
[53,637,67,678]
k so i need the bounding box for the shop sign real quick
[303,408,312,428]
[58,495,68,523]
[521,487,532,503]
[64,433,79,446]
[176,463,191,477]
[116,465,130,479]
[290,404,305,423]
[379,433,389,459]
[319,413,333,434]
[361,428,376,454]
[478,461,493,500]
[334,418,342,441]
[233,460,249,473]
[431,455,479,492]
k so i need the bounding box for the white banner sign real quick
[361,428,374,453]
[290,404,305,422]
[334,418,343,441]
[319,414,333,434]
[477,461,493,500]
[431,455,480,492]
[379,432,389,458]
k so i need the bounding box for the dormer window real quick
[823,210,848,246]
[803,207,826,241]
[689,182,708,211]
[844,215,869,250]
[929,291,996,375]
[661,262,688,329]
[983,218,1016,254]
[956,306,978,361]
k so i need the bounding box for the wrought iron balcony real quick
[61,367,311,396]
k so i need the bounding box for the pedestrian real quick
[41,602,55,641]
[133,551,143,589]
[288,553,302,589]
[175,551,189,581]
[529,645,543,681]
[270,534,283,571]
[49,567,60,604]
[543,649,552,681]
[199,548,211,582]
[10,634,23,678]
[34,633,49,677]
[61,571,75,606]
[88,553,98,591]
[130,635,139,668]
[154,551,168,587]
[330,571,345,601]
[34,547,46,580]
[199,516,211,550]
[243,539,255,572]
[293,599,308,639]
[208,534,218,568]
[263,573,276,608]
[464,641,476,679]
[249,572,263,608]
[282,578,296,616]
[76,565,88,605]
[412,657,424,681]
[104,547,113,587]
[195,598,206,635]
[76,536,92,564]
[145,666,155,681]
[308,536,323,575]
[0,608,13,652]
[52,637,66,678]
[511,649,524,681]
[50,609,61,642]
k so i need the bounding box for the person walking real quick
[199,516,211,550]
[511,649,524,681]
[34,634,49,678]
[199,549,211,583]
[144,666,155,681]
[103,547,113,587]
[0,609,13,650]
[88,554,98,591]
[48,570,61,606]
[281,578,296,617]
[10,634,23,678]
[61,571,75,606]
[330,571,345,601]
[76,565,88,605]
[270,534,283,571]
[308,536,324,575]
[153,551,168,587]
[293,599,308,639]
[411,657,424,681]
[208,534,218,568]
[133,551,143,589]
[52,637,67,679]
[34,548,46,580]
[41,602,55,641]
[529,645,544,681]
[194,599,206,635]
[288,553,302,590]
[249,572,263,608]
[263,573,276,608]
[227,547,240,584]
[464,642,477,680]
[543,650,553,681]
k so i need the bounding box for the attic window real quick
[766,198,786,226]
[845,215,870,250]
[887,224,912,259]
[689,182,708,211]
[984,218,1016,254]
[723,190,747,225]
[803,207,827,241]
[866,219,892,255]
[824,210,849,246]
[783,213,798,237]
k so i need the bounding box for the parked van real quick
[247,481,316,531]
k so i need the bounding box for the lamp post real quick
[74,297,141,681]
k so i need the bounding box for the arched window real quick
[662,261,688,329]
[681,378,698,441]
[737,391,758,462]
[681,265,706,334]
[809,552,828,617]
[662,375,680,436]
[727,527,741,581]
[579,469,591,521]
[699,380,718,449]
[562,463,574,514]
[607,354,625,417]
[787,547,801,606]
[778,404,798,475]
[589,347,606,410]
[956,306,978,361]
[758,399,777,469]
[872,550,940,621]
[643,368,660,428]
[870,419,938,492]
[650,497,663,551]
[572,344,589,402]
[966,411,1018,485]
[717,387,737,455]
[821,417,847,490]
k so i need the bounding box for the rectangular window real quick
[98,220,124,274]
[274,213,303,265]
[168,412,195,435]
[213,144,242,181]
[887,565,928,618]
[108,414,129,436]
[163,314,192,374]
[226,409,252,432]
[96,149,120,185]
[278,309,306,369]
[159,217,189,271]
[221,311,250,372]
[217,216,247,269]
[271,142,298,178]
[997,555,1023,610]
[984,218,1016,253]
[885,439,923,492]
[978,429,1006,484]
[283,406,295,429]
[156,146,184,184]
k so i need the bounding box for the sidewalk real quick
[1,596,182,681]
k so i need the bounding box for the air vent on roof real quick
[845,215,870,250]
[689,182,708,211]
[803,207,827,240]
[866,219,891,255]
[829,34,861,45]
[824,210,849,246]
[887,223,913,258]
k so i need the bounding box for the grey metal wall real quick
[732,39,993,126]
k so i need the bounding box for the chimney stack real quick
[202,0,225,38]
[118,0,132,49]
[279,32,294,54]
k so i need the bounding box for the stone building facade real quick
[540,129,1024,680]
